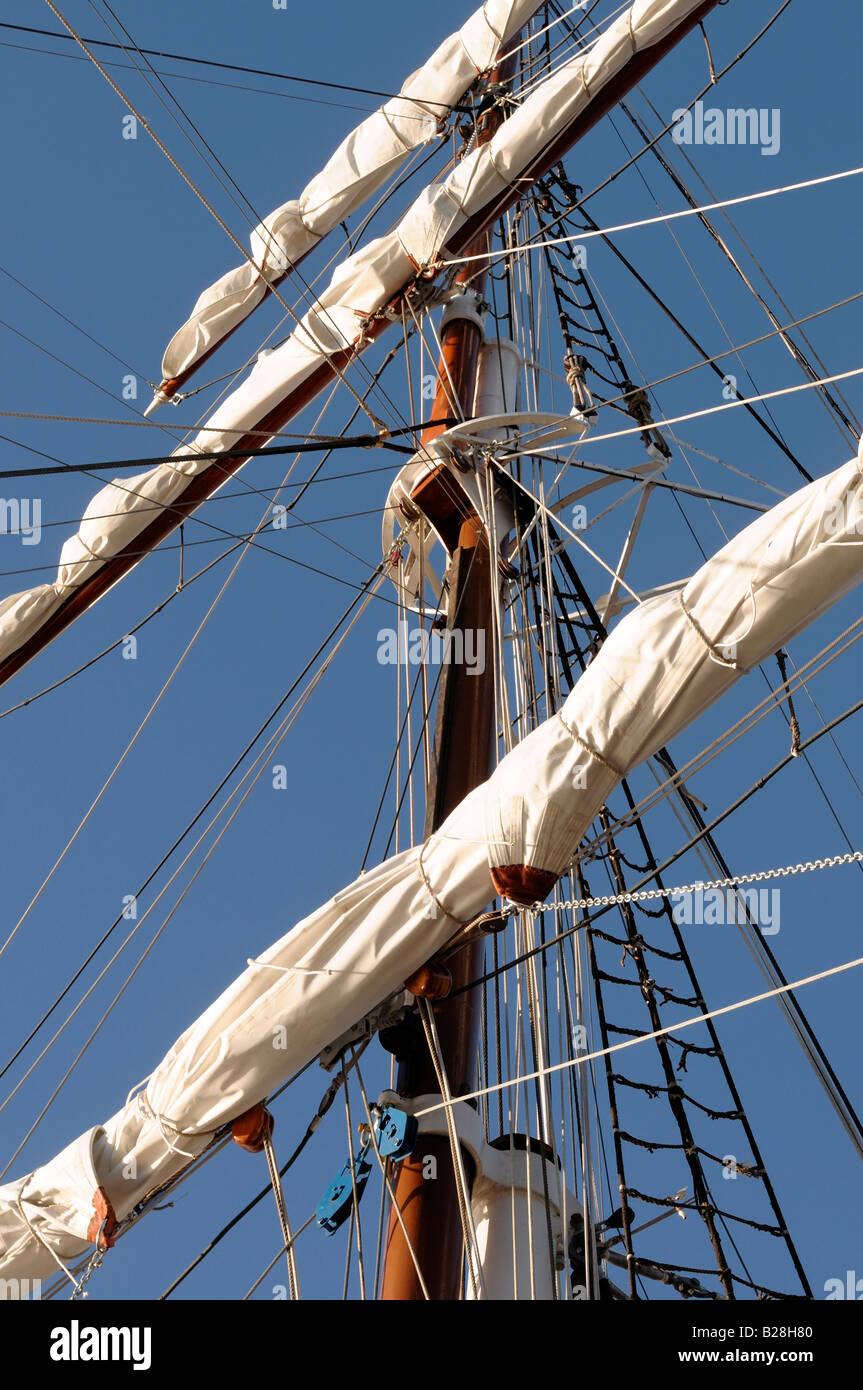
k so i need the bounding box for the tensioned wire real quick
[415,953,863,1119]
[3,85,452,456]
[498,0,796,251]
[397,2,850,1289]
[0,583,395,1153]
[0,534,400,1089]
[353,1053,431,1299]
[594,111,827,460]
[500,363,863,458]
[0,382,356,965]
[0,354,478,737]
[508,1,638,107]
[0,126,444,437]
[582,290,863,423]
[0,261,153,384]
[0,474,429,781]
[631,80,862,436]
[34,1043,323,1297]
[0,37,429,117]
[38,0,792,478]
[0,505,394,586]
[608,95,858,451]
[566,180,863,872]
[613,278,863,865]
[455,692,863,1004]
[0,368,438,612]
[577,617,863,864]
[8,0,817,1289]
[2,7,487,633]
[0,536,253,720]
[0,500,401,550]
[26,0,856,1273]
[426,0,798,315]
[156,1049,363,1300]
[4,224,859,476]
[0,331,446,600]
[5,18,502,111]
[442,165,863,267]
[634,387,863,865]
[9,0,618,118]
[0,559,393,1172]
[40,0,416,434]
[83,0,462,418]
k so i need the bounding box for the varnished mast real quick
[379,3,721,1299]
[379,52,514,1302]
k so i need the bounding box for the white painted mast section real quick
[2,439,863,1282]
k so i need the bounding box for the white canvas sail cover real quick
[0,0,713,681]
[1,440,861,1283]
[151,0,544,401]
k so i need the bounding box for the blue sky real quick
[0,0,861,1301]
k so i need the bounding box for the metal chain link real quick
[504,850,863,917]
[70,1245,106,1299]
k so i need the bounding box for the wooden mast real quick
[379,52,515,1303]
[378,2,721,1298]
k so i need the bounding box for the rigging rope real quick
[443,164,863,265]
[262,1128,300,1300]
[418,953,863,1118]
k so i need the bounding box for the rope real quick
[776,650,802,756]
[418,1000,487,1301]
[557,712,625,777]
[417,953,863,1117]
[442,164,863,265]
[40,0,389,431]
[504,364,863,457]
[577,619,863,865]
[242,1216,316,1300]
[0,378,392,963]
[0,567,391,1146]
[262,1130,300,1300]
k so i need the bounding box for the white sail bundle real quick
[2,439,861,1284]
[150,0,545,405]
[0,0,710,683]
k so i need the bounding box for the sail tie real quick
[677,588,752,671]
[13,1180,80,1285]
[137,1091,200,1159]
[775,649,802,756]
[556,710,624,780]
[417,842,467,926]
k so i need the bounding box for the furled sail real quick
[0,0,717,690]
[147,0,546,410]
[2,439,861,1283]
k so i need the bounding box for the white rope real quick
[14,1184,79,1288]
[242,1216,315,1300]
[419,1000,488,1301]
[262,1129,300,1300]
[416,953,863,1116]
[442,164,863,265]
[504,364,863,454]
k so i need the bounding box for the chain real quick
[70,1245,106,1299]
[503,851,863,917]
